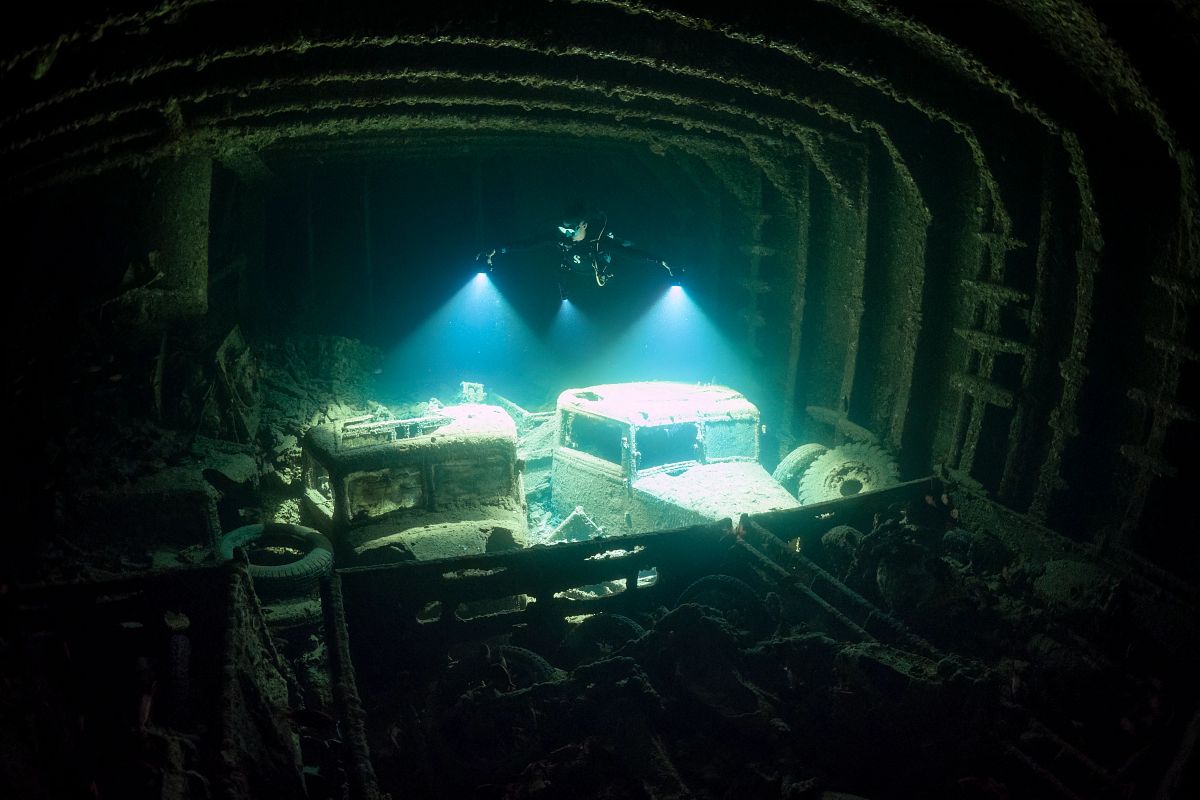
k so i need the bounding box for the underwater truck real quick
[300,404,528,563]
[550,382,801,534]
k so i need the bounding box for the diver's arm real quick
[607,234,675,275]
[476,231,559,267]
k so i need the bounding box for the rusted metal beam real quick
[1031,133,1102,520]
[1126,388,1200,423]
[780,165,811,442]
[960,278,1029,305]
[806,404,880,444]
[739,518,942,657]
[950,373,1015,408]
[953,327,1032,355]
[322,574,384,800]
[999,143,1056,507]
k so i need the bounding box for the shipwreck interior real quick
[3,2,1199,798]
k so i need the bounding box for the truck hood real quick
[347,502,528,561]
[632,462,799,522]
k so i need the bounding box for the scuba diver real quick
[477,207,676,287]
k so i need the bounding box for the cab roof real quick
[304,402,516,464]
[556,382,759,427]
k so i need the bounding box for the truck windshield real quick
[637,423,699,470]
[435,457,512,506]
[704,419,757,460]
[346,466,425,520]
[565,413,625,465]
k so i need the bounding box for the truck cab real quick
[550,382,799,534]
[301,404,528,562]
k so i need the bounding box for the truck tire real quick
[436,643,559,699]
[430,645,557,780]
[561,613,645,667]
[771,443,828,498]
[796,443,899,505]
[218,523,333,598]
[490,645,558,690]
[677,574,773,642]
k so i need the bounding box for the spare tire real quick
[772,443,828,498]
[796,443,899,505]
[218,523,334,598]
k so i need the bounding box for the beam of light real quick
[587,285,757,395]
[550,297,586,341]
[382,272,550,400]
[545,297,605,388]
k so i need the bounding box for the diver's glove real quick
[475,249,498,270]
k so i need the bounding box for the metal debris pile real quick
[367,573,991,799]
[0,562,313,800]
[330,482,1199,800]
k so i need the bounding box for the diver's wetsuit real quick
[559,229,672,285]
[484,219,672,286]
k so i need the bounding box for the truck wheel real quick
[437,643,559,698]
[218,523,333,598]
[430,645,557,780]
[490,645,558,690]
[677,574,773,642]
[771,443,828,498]
[561,613,645,667]
[796,443,899,505]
